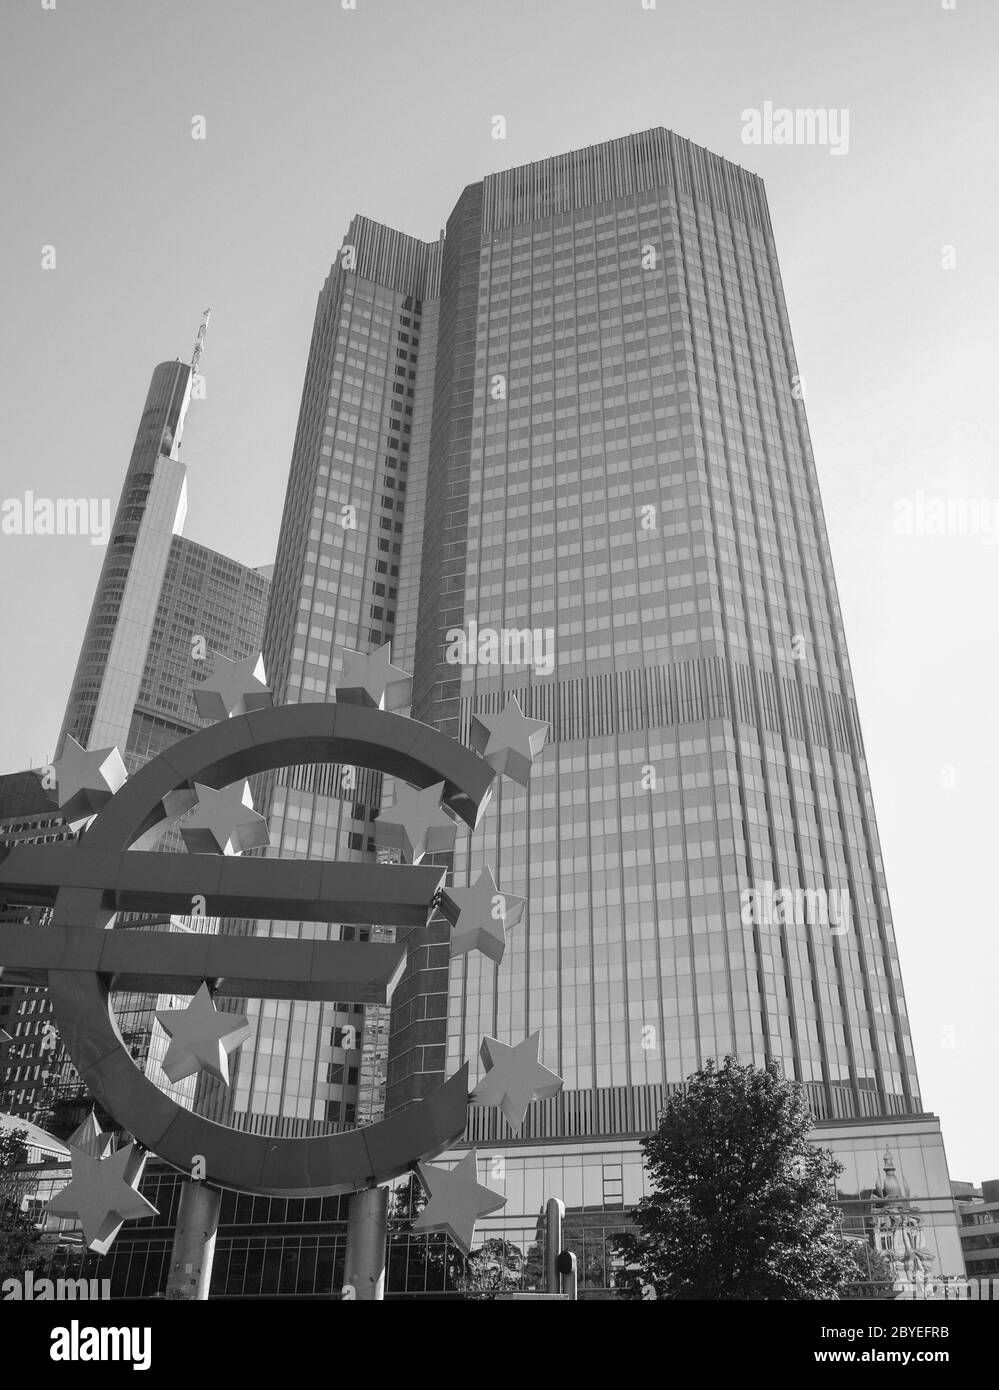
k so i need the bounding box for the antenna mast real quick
[191,308,212,379]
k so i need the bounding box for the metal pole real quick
[561,1250,578,1300]
[164,1180,221,1300]
[545,1196,565,1294]
[343,1185,389,1300]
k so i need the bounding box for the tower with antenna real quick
[191,308,211,381]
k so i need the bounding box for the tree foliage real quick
[837,1238,899,1299]
[455,1237,526,1299]
[0,1127,50,1282]
[626,1056,859,1300]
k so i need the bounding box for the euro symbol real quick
[0,703,495,1195]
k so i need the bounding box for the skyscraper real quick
[217,224,442,1132]
[213,130,963,1278]
[58,344,272,772]
[59,358,193,763]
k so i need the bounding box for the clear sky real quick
[1,0,996,1180]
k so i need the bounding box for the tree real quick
[456,1237,526,1299]
[837,1238,899,1299]
[0,1127,50,1283]
[608,1228,653,1297]
[626,1056,858,1299]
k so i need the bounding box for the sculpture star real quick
[470,1033,564,1132]
[155,983,252,1086]
[470,696,549,786]
[412,1150,507,1256]
[45,1143,157,1254]
[336,641,412,710]
[373,782,456,863]
[66,1113,115,1159]
[171,780,270,855]
[44,737,127,826]
[439,867,526,964]
[192,651,272,721]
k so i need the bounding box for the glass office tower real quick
[235,131,959,1278]
[406,129,919,1124]
[223,219,442,1130]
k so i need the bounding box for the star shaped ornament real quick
[171,780,270,855]
[45,737,127,826]
[155,983,252,1085]
[412,1150,507,1256]
[46,1143,157,1254]
[470,1033,564,1131]
[66,1113,115,1160]
[470,696,549,786]
[192,652,272,721]
[440,867,526,964]
[336,641,412,710]
[373,782,457,863]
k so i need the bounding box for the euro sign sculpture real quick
[0,700,497,1196]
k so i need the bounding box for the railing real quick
[842,1278,998,1301]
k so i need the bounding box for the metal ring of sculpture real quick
[35,702,495,1195]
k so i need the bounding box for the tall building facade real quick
[124,535,272,769]
[58,360,193,762]
[57,354,271,771]
[412,131,922,1125]
[215,221,442,1132]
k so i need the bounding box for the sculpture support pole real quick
[344,1185,389,1300]
[545,1196,565,1295]
[164,1181,221,1300]
[561,1250,579,1300]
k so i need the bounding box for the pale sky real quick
[1,0,996,1179]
